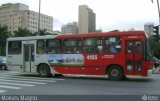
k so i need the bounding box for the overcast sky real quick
[0,0,159,31]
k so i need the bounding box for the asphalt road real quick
[0,70,160,101]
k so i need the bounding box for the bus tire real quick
[54,74,64,77]
[122,76,127,80]
[107,65,123,80]
[38,64,51,77]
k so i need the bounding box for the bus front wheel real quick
[107,65,123,80]
[38,64,51,77]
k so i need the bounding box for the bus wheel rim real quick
[111,69,118,77]
[41,68,47,75]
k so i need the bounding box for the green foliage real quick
[13,28,33,37]
[33,29,52,36]
[152,37,160,59]
[13,28,52,37]
[0,25,11,56]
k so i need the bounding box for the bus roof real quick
[7,31,147,41]
[7,35,57,41]
[56,31,146,39]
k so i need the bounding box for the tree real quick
[33,29,52,36]
[13,27,33,37]
[0,25,11,56]
[149,35,160,59]
[152,38,160,59]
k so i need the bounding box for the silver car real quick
[0,56,7,70]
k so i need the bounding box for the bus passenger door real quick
[126,40,143,75]
[23,44,35,72]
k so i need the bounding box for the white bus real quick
[6,35,58,77]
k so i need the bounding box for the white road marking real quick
[0,85,21,89]
[0,90,6,93]
[0,79,46,84]
[0,71,19,74]
[0,82,35,87]
[0,74,65,80]
[0,71,62,94]
[0,77,56,82]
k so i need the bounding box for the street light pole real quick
[156,0,160,24]
[38,0,41,36]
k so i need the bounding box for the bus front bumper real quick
[147,69,153,76]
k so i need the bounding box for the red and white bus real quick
[6,31,153,80]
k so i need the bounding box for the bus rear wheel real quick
[107,65,123,80]
[38,64,51,77]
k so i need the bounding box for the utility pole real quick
[156,0,160,24]
[38,0,41,36]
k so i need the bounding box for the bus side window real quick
[104,37,121,53]
[104,39,109,53]
[64,38,81,54]
[97,38,103,53]
[37,40,45,54]
[83,37,102,53]
[46,39,61,54]
[8,41,21,54]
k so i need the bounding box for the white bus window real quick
[37,40,45,54]
[8,41,21,54]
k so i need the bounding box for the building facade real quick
[78,5,96,33]
[61,22,78,34]
[0,3,53,35]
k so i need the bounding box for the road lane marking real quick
[0,71,20,74]
[0,75,65,80]
[0,77,56,82]
[0,79,46,84]
[0,85,21,89]
[0,71,19,73]
[0,90,6,93]
[0,82,35,87]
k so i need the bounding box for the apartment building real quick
[61,22,78,34]
[78,5,96,33]
[0,3,53,35]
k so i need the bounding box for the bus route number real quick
[87,55,97,60]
